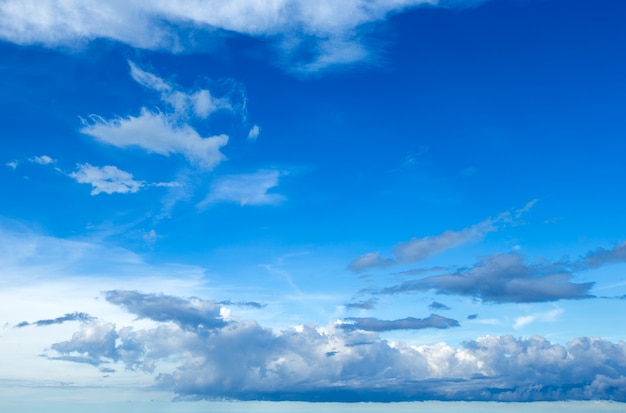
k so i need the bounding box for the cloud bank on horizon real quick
[1,0,626,406]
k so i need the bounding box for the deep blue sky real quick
[1,0,626,407]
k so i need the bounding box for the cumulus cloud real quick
[200,169,285,206]
[0,1,483,72]
[341,314,460,332]
[48,290,626,401]
[378,252,594,303]
[69,163,145,195]
[105,290,227,331]
[349,202,537,273]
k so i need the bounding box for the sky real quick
[1,0,626,408]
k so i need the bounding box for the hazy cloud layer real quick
[48,290,626,402]
[378,253,594,303]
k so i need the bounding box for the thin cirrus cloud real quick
[200,169,285,207]
[0,1,484,72]
[45,289,626,402]
[348,202,536,273]
[378,252,594,303]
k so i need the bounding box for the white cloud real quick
[29,155,55,165]
[200,169,285,206]
[513,308,564,330]
[69,163,144,195]
[0,0,478,71]
[247,124,260,141]
[81,110,228,171]
[44,289,626,401]
[6,160,18,169]
[128,61,232,119]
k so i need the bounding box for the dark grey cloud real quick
[467,314,478,320]
[378,253,594,303]
[105,290,226,330]
[340,314,460,332]
[16,312,94,328]
[428,301,450,311]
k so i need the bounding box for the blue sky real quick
[1,0,626,407]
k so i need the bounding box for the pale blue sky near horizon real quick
[1,0,626,406]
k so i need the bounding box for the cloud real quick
[16,312,94,328]
[48,290,626,401]
[341,314,460,332]
[0,1,478,72]
[81,111,229,171]
[348,252,396,273]
[378,252,594,303]
[345,298,378,310]
[247,124,260,141]
[128,61,233,119]
[69,163,145,195]
[219,300,266,309]
[104,290,227,331]
[29,155,55,165]
[578,241,626,269]
[513,308,564,330]
[6,160,18,169]
[349,202,537,273]
[51,320,119,364]
[429,301,450,311]
[200,169,285,206]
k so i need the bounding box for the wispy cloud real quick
[349,201,537,273]
[80,62,245,171]
[513,308,564,330]
[200,169,285,207]
[0,1,481,72]
[69,163,145,195]
[16,312,94,328]
[378,252,594,303]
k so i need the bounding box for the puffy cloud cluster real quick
[48,290,626,402]
[0,0,480,71]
